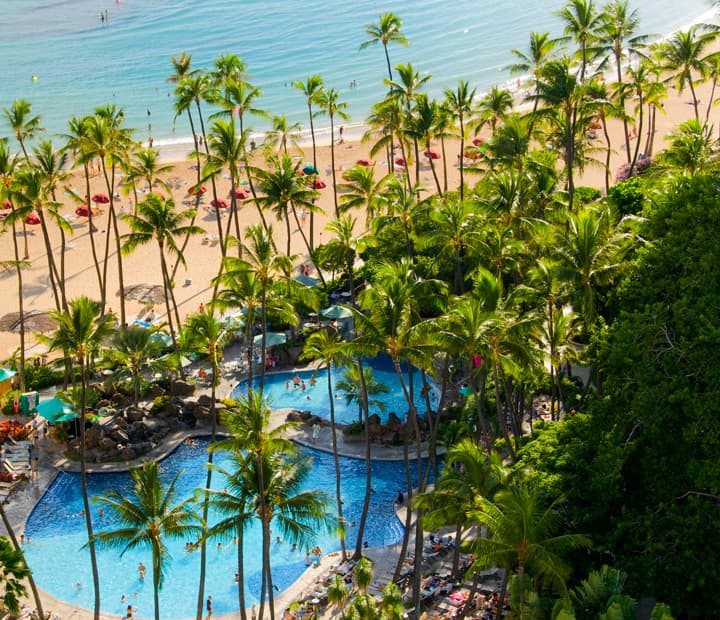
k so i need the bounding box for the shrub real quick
[574,186,602,205]
[150,395,171,413]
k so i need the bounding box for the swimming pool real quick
[233,356,432,425]
[23,438,417,619]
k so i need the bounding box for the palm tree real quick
[265,113,302,155]
[508,32,563,139]
[359,12,410,81]
[4,99,43,161]
[0,537,30,615]
[337,164,391,228]
[584,79,623,193]
[654,118,719,177]
[251,153,318,257]
[93,461,201,620]
[294,75,325,249]
[656,25,718,121]
[122,193,203,341]
[476,86,514,135]
[595,0,648,161]
[468,482,591,617]
[102,326,167,405]
[212,393,292,620]
[300,330,348,559]
[128,146,174,197]
[316,88,350,218]
[407,94,443,194]
[46,297,115,620]
[557,0,601,82]
[444,81,476,200]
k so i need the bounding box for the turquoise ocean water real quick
[0,0,715,148]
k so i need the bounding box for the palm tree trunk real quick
[492,363,515,461]
[10,211,26,391]
[37,210,62,311]
[353,356,373,560]
[383,45,393,82]
[237,525,247,620]
[459,119,465,200]
[601,113,612,194]
[426,140,442,195]
[79,358,102,620]
[329,115,340,219]
[326,364,346,559]
[629,95,644,175]
[440,136,448,193]
[84,167,105,302]
[153,552,161,620]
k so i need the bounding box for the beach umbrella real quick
[149,332,173,348]
[231,189,249,200]
[25,212,41,225]
[356,159,373,167]
[253,332,287,347]
[2,200,12,209]
[424,150,440,160]
[211,198,229,209]
[302,164,319,175]
[293,274,320,287]
[321,305,353,320]
[92,193,110,204]
[0,310,57,333]
[220,313,245,333]
[472,137,485,147]
[189,184,207,196]
[395,157,406,167]
[120,283,166,305]
[311,179,327,190]
[75,206,91,217]
[463,147,481,160]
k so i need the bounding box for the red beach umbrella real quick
[463,147,481,160]
[92,193,109,204]
[472,137,485,147]
[25,212,41,225]
[2,200,12,209]
[75,206,90,217]
[395,157,406,167]
[311,179,327,190]
[211,198,229,209]
[356,159,373,167]
[231,189,249,200]
[424,150,440,160]
[189,184,207,196]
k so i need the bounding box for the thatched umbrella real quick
[0,311,56,334]
[119,284,167,305]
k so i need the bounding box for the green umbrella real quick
[149,332,173,348]
[303,164,319,175]
[321,305,353,320]
[253,332,287,347]
[221,314,246,332]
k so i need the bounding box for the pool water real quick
[23,439,418,619]
[233,357,433,425]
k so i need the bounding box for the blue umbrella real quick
[321,305,353,320]
[253,332,287,347]
[302,164,319,175]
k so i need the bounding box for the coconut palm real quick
[359,12,410,81]
[127,147,174,196]
[316,88,350,218]
[93,461,201,620]
[407,94,443,194]
[318,215,362,304]
[251,153,319,257]
[584,79,624,193]
[557,0,602,82]
[300,330,349,559]
[364,95,406,175]
[508,32,563,139]
[122,193,203,341]
[476,86,514,135]
[265,114,302,155]
[654,118,719,177]
[444,81,476,200]
[338,164,391,227]
[595,0,648,161]
[3,99,43,161]
[467,481,591,617]
[181,309,229,620]
[656,25,718,121]
[46,296,115,620]
[102,326,168,406]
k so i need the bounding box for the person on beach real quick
[206,596,213,618]
[311,423,320,445]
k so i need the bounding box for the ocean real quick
[0,0,715,148]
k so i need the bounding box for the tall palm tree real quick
[475,86,514,135]
[4,99,43,161]
[508,32,563,139]
[300,330,348,559]
[557,0,602,82]
[265,114,302,155]
[443,81,476,200]
[316,88,350,218]
[251,153,318,257]
[46,297,115,620]
[468,482,591,617]
[338,164,391,228]
[181,309,229,620]
[122,193,203,341]
[128,147,174,197]
[407,94,443,194]
[93,461,201,620]
[656,25,718,121]
[294,75,325,249]
[359,12,410,82]
[595,0,648,161]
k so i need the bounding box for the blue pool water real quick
[0,1,713,143]
[23,439,417,619]
[232,357,432,425]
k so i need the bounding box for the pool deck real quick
[1,355,441,620]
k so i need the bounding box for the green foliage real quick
[573,186,602,205]
[150,395,171,413]
[0,537,29,613]
[23,363,64,391]
[606,177,645,216]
